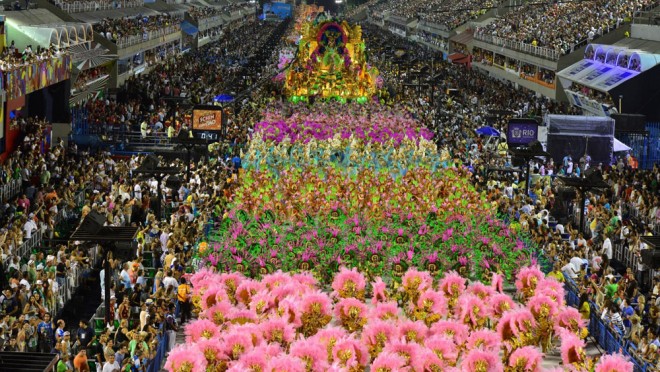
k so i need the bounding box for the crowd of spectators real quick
[187,6,225,21]
[475,0,655,55]
[73,67,109,92]
[0,117,242,372]
[51,0,143,13]
[0,18,288,361]
[94,15,182,45]
[75,19,284,145]
[0,42,64,71]
[569,82,615,106]
[370,0,498,30]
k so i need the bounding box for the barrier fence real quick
[54,0,143,14]
[15,186,88,261]
[0,179,22,203]
[564,274,650,372]
[116,25,181,49]
[474,33,561,61]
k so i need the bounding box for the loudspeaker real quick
[640,249,660,269]
[557,187,577,201]
[584,168,603,183]
[528,140,544,153]
[78,211,106,235]
[142,155,160,171]
[166,175,182,189]
[610,259,628,276]
[113,242,136,262]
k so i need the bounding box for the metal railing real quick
[564,275,651,372]
[114,25,181,49]
[474,33,561,61]
[54,244,100,316]
[54,0,143,14]
[633,10,660,24]
[0,179,22,203]
[15,186,88,260]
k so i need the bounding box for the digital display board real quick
[192,106,223,132]
[507,119,539,145]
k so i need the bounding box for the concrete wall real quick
[473,61,556,99]
[117,31,181,59]
[472,39,558,70]
[631,24,660,41]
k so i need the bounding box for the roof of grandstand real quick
[71,6,161,23]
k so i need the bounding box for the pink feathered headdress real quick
[331,267,366,299]
[439,270,466,298]
[289,338,330,371]
[466,329,501,352]
[526,293,559,319]
[331,337,369,369]
[456,293,490,328]
[371,351,410,372]
[508,346,543,372]
[559,330,586,366]
[467,282,495,301]
[414,289,448,319]
[370,301,400,321]
[497,309,536,346]
[515,266,543,295]
[184,319,220,343]
[397,320,429,344]
[429,320,470,345]
[489,293,517,319]
[424,335,458,364]
[554,307,586,335]
[462,349,504,372]
[491,272,504,293]
[266,355,307,372]
[594,353,634,372]
[164,344,207,372]
[371,277,388,305]
[260,317,296,345]
[536,277,566,306]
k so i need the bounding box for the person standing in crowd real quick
[102,352,120,372]
[37,312,53,353]
[164,304,177,352]
[76,320,95,351]
[177,278,192,324]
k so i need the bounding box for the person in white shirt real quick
[162,270,178,290]
[602,234,613,260]
[102,353,120,372]
[133,183,142,200]
[23,214,38,239]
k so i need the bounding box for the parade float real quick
[284,14,380,102]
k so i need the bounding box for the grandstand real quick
[369,0,660,108]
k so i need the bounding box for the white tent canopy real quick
[613,138,632,152]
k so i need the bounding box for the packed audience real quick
[94,15,182,46]
[475,0,656,56]
[51,0,143,13]
[187,6,225,21]
[75,19,285,144]
[0,42,64,71]
[0,16,288,364]
[370,0,498,30]
[73,67,109,92]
